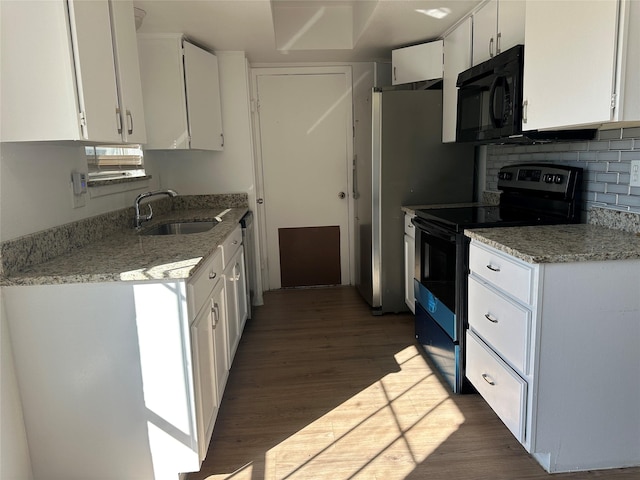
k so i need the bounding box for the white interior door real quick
[255,69,352,290]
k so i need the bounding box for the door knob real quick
[338,192,346,199]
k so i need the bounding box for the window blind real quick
[85,145,145,179]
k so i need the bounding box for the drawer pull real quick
[484,313,498,323]
[232,240,239,245]
[209,272,217,280]
[486,264,501,272]
[482,373,496,386]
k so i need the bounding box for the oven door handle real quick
[411,217,457,242]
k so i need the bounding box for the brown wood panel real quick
[278,226,341,287]
[188,287,640,480]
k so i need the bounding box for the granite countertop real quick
[466,224,640,264]
[402,202,485,215]
[3,207,248,286]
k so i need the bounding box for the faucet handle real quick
[144,203,153,221]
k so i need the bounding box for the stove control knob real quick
[554,174,564,184]
[543,174,553,183]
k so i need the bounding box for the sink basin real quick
[140,220,218,235]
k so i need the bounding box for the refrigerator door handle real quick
[352,155,359,199]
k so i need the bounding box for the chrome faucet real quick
[134,189,178,229]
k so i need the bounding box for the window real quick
[85,145,145,181]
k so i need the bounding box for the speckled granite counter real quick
[402,202,484,215]
[466,224,640,264]
[2,204,248,286]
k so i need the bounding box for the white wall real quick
[0,143,161,242]
[0,293,34,480]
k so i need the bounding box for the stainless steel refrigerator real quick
[355,87,475,314]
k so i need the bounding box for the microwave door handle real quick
[488,76,503,128]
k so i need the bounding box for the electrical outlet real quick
[631,160,640,188]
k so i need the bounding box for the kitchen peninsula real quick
[464,223,640,473]
[2,194,250,480]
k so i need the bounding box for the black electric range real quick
[411,164,583,393]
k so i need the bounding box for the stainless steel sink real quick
[140,220,218,235]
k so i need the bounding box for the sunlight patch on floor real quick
[205,345,464,480]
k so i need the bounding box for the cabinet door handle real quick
[209,272,217,280]
[489,37,494,58]
[482,373,495,386]
[115,108,123,134]
[484,313,498,323]
[220,133,224,147]
[393,66,397,82]
[486,264,501,272]
[232,240,239,245]
[496,32,502,55]
[126,110,134,135]
[211,301,220,328]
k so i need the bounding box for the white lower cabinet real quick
[466,330,527,442]
[466,240,640,473]
[187,248,228,462]
[220,225,249,363]
[403,212,415,313]
[3,225,249,478]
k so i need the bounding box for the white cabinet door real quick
[68,0,121,143]
[522,0,619,130]
[212,283,229,401]
[109,0,147,144]
[183,41,224,150]
[442,17,472,143]
[403,233,415,313]
[224,246,248,363]
[234,248,249,331]
[473,0,525,65]
[0,0,145,143]
[190,298,218,461]
[472,0,498,65]
[496,0,525,55]
[0,1,81,141]
[392,41,443,85]
[138,35,224,150]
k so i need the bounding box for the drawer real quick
[468,275,531,375]
[188,250,223,318]
[404,213,416,238]
[466,330,527,443]
[469,242,534,305]
[219,225,242,268]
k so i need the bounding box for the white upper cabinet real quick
[109,0,147,144]
[523,0,640,130]
[137,35,224,151]
[0,0,145,144]
[442,18,473,143]
[391,40,444,85]
[472,0,525,65]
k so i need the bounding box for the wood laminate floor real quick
[187,287,640,480]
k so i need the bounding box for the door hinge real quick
[79,111,87,127]
[611,93,617,111]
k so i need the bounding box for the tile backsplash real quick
[485,126,640,216]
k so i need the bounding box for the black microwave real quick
[455,45,596,144]
[456,45,524,143]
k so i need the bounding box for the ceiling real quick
[133,0,483,64]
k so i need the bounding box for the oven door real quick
[412,217,460,390]
[412,218,457,337]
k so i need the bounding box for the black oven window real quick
[418,232,456,312]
